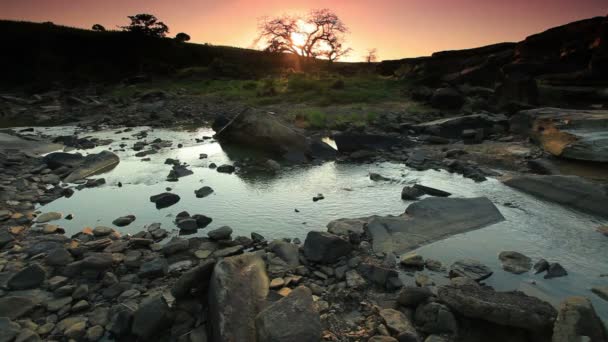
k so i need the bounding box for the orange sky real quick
[1,0,606,61]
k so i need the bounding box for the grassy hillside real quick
[0,20,368,91]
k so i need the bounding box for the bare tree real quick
[365,48,378,63]
[257,9,351,62]
[120,14,169,38]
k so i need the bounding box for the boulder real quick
[502,175,608,218]
[552,296,608,342]
[438,285,557,332]
[255,286,321,342]
[415,302,458,334]
[303,231,352,264]
[43,152,85,169]
[367,197,504,254]
[510,107,608,162]
[150,192,180,209]
[195,186,214,198]
[0,296,36,319]
[171,259,216,298]
[208,253,269,342]
[7,264,46,290]
[208,226,232,240]
[131,295,171,339]
[64,151,119,183]
[326,218,366,236]
[449,259,493,281]
[112,215,135,227]
[215,109,334,162]
[430,87,464,109]
[379,308,420,341]
[498,251,532,274]
[269,240,300,267]
[397,286,434,307]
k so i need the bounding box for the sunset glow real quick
[1,0,606,61]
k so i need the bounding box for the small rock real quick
[544,263,568,279]
[216,164,235,173]
[36,212,62,223]
[498,251,532,274]
[208,226,232,240]
[303,231,352,264]
[195,186,214,198]
[379,308,420,341]
[112,215,135,227]
[591,286,608,302]
[533,258,550,274]
[7,264,46,290]
[400,253,425,268]
[398,286,433,307]
[149,192,180,209]
[449,259,492,282]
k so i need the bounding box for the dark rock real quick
[192,214,213,228]
[413,184,452,197]
[132,296,171,339]
[162,238,189,255]
[379,308,420,341]
[195,186,214,198]
[0,296,35,319]
[438,285,557,331]
[0,318,21,342]
[502,175,608,219]
[45,248,74,266]
[150,192,180,209]
[413,114,507,138]
[255,286,321,342]
[415,302,458,334]
[82,253,113,270]
[401,186,426,200]
[138,258,168,278]
[544,263,568,279]
[176,218,198,231]
[430,88,464,109]
[7,264,46,290]
[303,231,352,264]
[333,132,402,152]
[208,226,232,240]
[0,229,15,248]
[64,150,119,183]
[43,152,84,169]
[397,286,434,307]
[498,251,532,274]
[449,259,493,281]
[552,296,608,342]
[208,254,269,342]
[112,215,135,227]
[367,197,504,254]
[216,164,235,174]
[369,173,392,181]
[533,258,550,274]
[269,240,300,267]
[171,259,216,299]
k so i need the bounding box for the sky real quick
[1,0,606,61]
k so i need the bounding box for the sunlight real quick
[290,31,307,47]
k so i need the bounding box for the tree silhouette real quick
[120,14,169,38]
[92,24,106,32]
[175,32,191,42]
[257,9,352,62]
[365,48,378,63]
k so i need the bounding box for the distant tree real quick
[256,8,352,62]
[175,32,191,42]
[365,48,378,63]
[120,14,169,38]
[92,24,106,32]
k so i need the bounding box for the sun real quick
[290,31,307,47]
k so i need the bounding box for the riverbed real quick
[22,125,608,321]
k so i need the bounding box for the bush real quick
[257,77,277,96]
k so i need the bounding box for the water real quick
[23,125,608,321]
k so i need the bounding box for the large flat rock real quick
[510,107,608,162]
[0,132,61,155]
[64,150,119,182]
[367,197,505,254]
[502,174,608,218]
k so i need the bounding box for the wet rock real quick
[367,197,504,254]
[7,264,46,290]
[502,175,608,219]
[591,286,608,302]
[207,226,233,240]
[0,296,35,319]
[92,226,114,237]
[370,173,392,181]
[216,164,235,173]
[176,218,198,231]
[255,286,321,342]
[171,259,216,299]
[379,308,420,341]
[438,285,557,331]
[43,152,84,169]
[150,192,180,209]
[15,328,40,342]
[45,248,74,266]
[552,296,608,342]
[498,251,532,274]
[533,258,550,274]
[333,132,402,152]
[312,193,325,202]
[368,337,398,342]
[413,184,452,197]
[109,306,134,337]
[195,186,214,198]
[64,150,120,183]
[192,214,213,228]
[400,253,425,268]
[415,302,458,334]
[138,258,168,278]
[303,231,352,264]
[86,325,105,341]
[345,270,367,288]
[46,296,72,312]
[414,113,507,138]
[401,186,426,200]
[167,164,193,180]
[397,286,433,307]
[132,295,171,339]
[112,215,135,227]
[269,240,300,267]
[544,263,568,279]
[449,259,493,281]
[212,245,244,258]
[36,211,62,223]
[162,237,189,255]
[82,253,113,270]
[358,262,400,290]
[326,218,365,236]
[0,228,14,248]
[0,317,21,342]
[209,254,269,342]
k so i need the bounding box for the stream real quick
[23,125,608,321]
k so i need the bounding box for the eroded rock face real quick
[255,286,321,342]
[215,109,335,162]
[367,197,505,254]
[510,108,608,162]
[502,175,608,218]
[208,253,269,342]
[552,296,608,342]
[438,285,557,332]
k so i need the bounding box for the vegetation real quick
[175,32,191,42]
[120,14,169,38]
[91,24,105,32]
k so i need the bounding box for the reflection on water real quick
[28,125,608,321]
